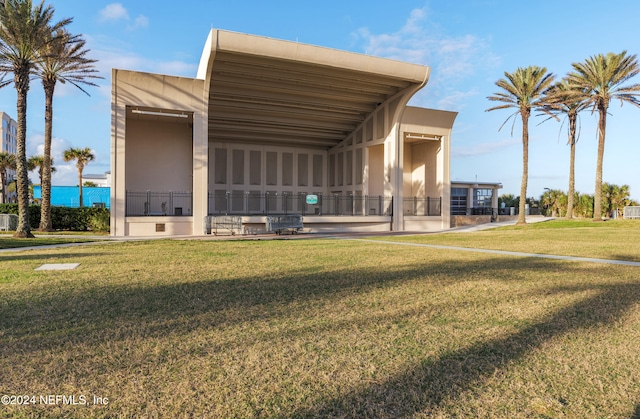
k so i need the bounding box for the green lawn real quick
[1,220,639,417]
[0,236,100,249]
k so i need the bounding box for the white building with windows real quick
[0,111,17,203]
[450,181,503,216]
[82,171,111,187]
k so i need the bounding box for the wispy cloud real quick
[99,3,129,22]
[26,134,81,185]
[98,3,149,31]
[353,5,500,111]
[80,34,198,84]
[452,138,519,158]
[131,15,149,30]
[90,46,198,79]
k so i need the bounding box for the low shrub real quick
[0,204,110,232]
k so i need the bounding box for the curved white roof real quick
[197,29,430,148]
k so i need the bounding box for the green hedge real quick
[0,204,110,232]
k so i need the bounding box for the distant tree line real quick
[499,182,639,219]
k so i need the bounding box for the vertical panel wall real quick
[208,142,328,212]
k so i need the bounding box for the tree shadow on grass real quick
[293,279,640,417]
[1,252,638,415]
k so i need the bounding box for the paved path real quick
[343,238,640,267]
[3,217,639,267]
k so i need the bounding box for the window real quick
[474,188,493,208]
[451,187,467,215]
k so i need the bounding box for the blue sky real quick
[2,0,640,200]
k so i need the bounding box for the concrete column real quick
[191,111,208,235]
[110,69,126,237]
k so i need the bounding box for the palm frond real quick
[486,65,556,134]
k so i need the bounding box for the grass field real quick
[1,220,639,417]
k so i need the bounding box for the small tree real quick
[27,154,55,185]
[63,147,94,207]
[0,151,16,203]
[540,189,567,217]
[601,183,631,218]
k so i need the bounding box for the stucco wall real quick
[125,118,193,192]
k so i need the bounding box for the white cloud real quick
[452,138,520,158]
[90,44,198,78]
[25,134,77,185]
[130,15,149,30]
[99,3,149,31]
[99,3,129,22]
[354,6,500,112]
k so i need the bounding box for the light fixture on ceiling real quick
[405,133,441,141]
[131,109,189,118]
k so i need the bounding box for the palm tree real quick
[487,66,555,224]
[574,192,594,219]
[601,182,631,218]
[36,28,100,231]
[541,188,567,217]
[567,51,640,221]
[542,79,590,219]
[0,151,16,203]
[27,154,55,186]
[63,147,94,207]
[0,0,70,237]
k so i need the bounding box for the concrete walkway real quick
[3,217,639,267]
[343,238,640,267]
[336,216,640,267]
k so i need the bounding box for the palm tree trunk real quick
[566,115,577,219]
[40,83,54,231]
[593,106,607,221]
[517,111,529,225]
[0,172,6,204]
[13,74,34,238]
[78,165,83,207]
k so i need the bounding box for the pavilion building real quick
[111,29,457,236]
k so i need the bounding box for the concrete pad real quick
[35,263,80,271]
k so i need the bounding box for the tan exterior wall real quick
[126,119,193,192]
[111,69,206,237]
[399,107,456,230]
[125,217,194,236]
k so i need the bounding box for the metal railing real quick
[624,206,640,219]
[125,191,446,218]
[207,192,393,217]
[402,197,442,216]
[126,191,193,216]
[0,213,18,231]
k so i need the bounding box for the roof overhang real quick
[198,29,429,149]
